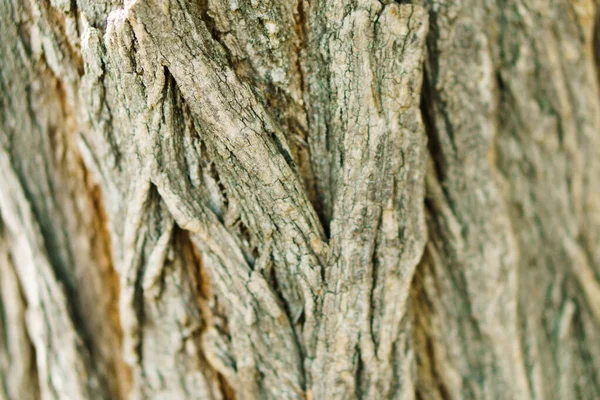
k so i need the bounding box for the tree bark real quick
[0,0,599,398]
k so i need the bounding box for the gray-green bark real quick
[0,0,599,399]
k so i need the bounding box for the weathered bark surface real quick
[0,0,598,398]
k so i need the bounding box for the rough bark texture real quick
[0,0,599,399]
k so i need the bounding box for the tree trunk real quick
[1,0,599,398]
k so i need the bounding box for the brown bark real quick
[0,0,599,398]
